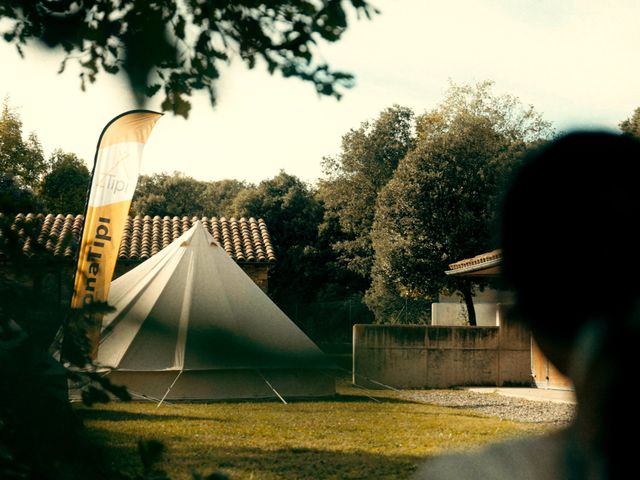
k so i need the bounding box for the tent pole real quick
[157,370,183,408]
[257,370,287,405]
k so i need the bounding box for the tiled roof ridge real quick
[0,213,276,263]
[447,249,502,271]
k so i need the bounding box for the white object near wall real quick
[431,302,502,326]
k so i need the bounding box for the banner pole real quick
[66,110,163,362]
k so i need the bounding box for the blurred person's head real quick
[500,131,640,374]
[500,131,640,478]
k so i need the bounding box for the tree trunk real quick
[461,283,477,326]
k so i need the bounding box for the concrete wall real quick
[352,319,532,389]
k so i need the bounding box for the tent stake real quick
[257,370,287,404]
[157,370,183,408]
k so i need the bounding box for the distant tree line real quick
[0,98,91,215]
[4,87,640,327]
[321,81,554,325]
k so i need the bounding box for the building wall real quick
[438,288,503,303]
[431,303,501,326]
[531,340,573,390]
[352,318,532,389]
[113,262,269,293]
[433,288,514,326]
[238,264,270,293]
[116,262,269,293]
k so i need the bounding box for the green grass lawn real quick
[78,383,550,480]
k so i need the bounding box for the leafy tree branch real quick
[1,0,377,117]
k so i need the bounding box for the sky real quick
[1,0,639,185]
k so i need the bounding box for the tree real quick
[131,172,207,217]
[202,179,253,216]
[366,81,553,325]
[0,98,46,189]
[319,105,415,282]
[1,1,377,117]
[131,173,253,217]
[233,171,324,303]
[620,107,640,138]
[0,213,133,480]
[0,173,41,214]
[39,150,90,214]
[363,278,432,325]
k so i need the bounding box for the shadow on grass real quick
[87,430,425,480]
[77,395,493,425]
[326,394,506,420]
[197,446,424,479]
[78,408,227,423]
[312,393,410,404]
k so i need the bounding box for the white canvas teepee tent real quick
[97,221,335,401]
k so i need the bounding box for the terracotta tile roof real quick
[0,213,276,263]
[445,249,502,276]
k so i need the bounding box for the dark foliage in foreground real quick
[0,216,160,479]
[1,1,377,117]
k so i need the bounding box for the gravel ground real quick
[406,390,575,426]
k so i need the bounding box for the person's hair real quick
[500,131,640,344]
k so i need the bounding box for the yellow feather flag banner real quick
[70,110,162,357]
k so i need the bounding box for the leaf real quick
[57,57,68,74]
[102,62,120,74]
[160,91,191,119]
[145,83,162,97]
[174,14,186,40]
[81,385,110,406]
[3,0,376,114]
[202,472,230,480]
[138,439,165,471]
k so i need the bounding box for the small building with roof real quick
[352,250,570,391]
[445,249,571,390]
[0,212,276,306]
[445,249,502,278]
[428,250,504,327]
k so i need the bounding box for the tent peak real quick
[173,221,219,249]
